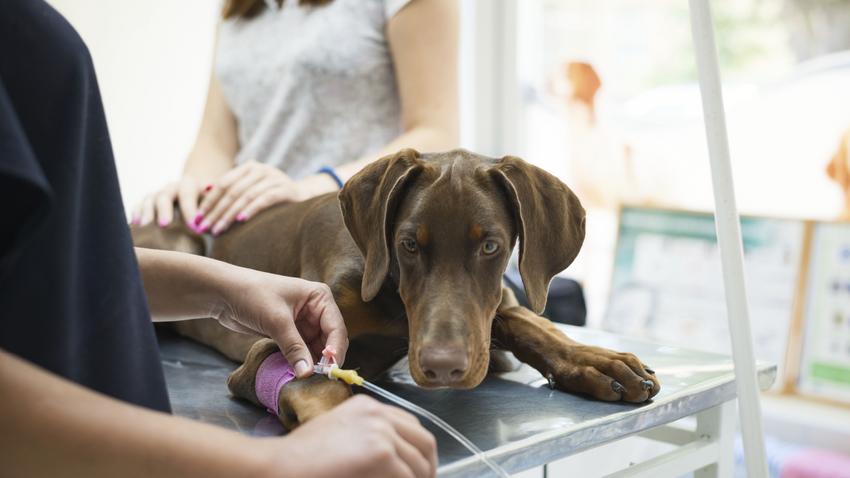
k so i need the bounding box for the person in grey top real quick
[132,0,458,236]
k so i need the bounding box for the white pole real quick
[687,1,769,477]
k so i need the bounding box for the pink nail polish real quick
[204,184,213,192]
[236,213,247,222]
[193,213,204,226]
[131,218,140,225]
[211,224,223,236]
[158,219,169,228]
[199,220,211,233]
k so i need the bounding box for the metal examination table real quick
[160,324,776,477]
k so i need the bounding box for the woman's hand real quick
[131,176,211,229]
[136,248,348,377]
[195,161,338,236]
[262,395,438,478]
[212,267,348,377]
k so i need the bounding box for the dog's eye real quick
[401,239,418,253]
[482,240,499,255]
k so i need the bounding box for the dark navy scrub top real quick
[0,0,171,413]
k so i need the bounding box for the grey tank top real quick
[216,0,412,179]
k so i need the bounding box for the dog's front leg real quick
[227,339,352,430]
[493,304,660,403]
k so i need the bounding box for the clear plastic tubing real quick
[360,380,509,478]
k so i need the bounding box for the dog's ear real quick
[491,155,586,314]
[339,148,423,302]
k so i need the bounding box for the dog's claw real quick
[611,381,625,393]
[641,380,654,390]
[643,365,655,375]
[546,373,556,390]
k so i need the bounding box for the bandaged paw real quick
[254,352,297,416]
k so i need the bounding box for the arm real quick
[135,247,348,374]
[0,350,436,478]
[0,348,264,478]
[182,73,240,184]
[198,0,459,234]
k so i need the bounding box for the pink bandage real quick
[254,352,297,416]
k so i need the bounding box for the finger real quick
[197,163,253,223]
[140,195,155,226]
[211,178,278,235]
[384,458,416,478]
[238,188,297,222]
[384,407,438,474]
[269,318,314,379]
[292,284,347,365]
[205,171,264,233]
[316,293,348,365]
[393,433,432,478]
[130,202,143,225]
[155,185,177,227]
[177,180,202,227]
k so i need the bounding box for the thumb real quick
[272,320,314,378]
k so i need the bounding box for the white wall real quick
[47,0,221,213]
[48,1,480,213]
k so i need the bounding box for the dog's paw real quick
[277,376,352,429]
[227,338,352,430]
[549,345,660,403]
[227,338,280,403]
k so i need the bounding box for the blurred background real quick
[50,0,850,476]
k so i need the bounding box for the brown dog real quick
[133,149,660,428]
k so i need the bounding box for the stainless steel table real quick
[159,325,776,477]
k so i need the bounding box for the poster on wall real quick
[798,222,850,403]
[604,206,805,386]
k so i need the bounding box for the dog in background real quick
[826,129,850,219]
[133,149,661,428]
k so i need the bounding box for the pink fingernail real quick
[236,213,247,222]
[211,224,223,236]
[204,184,213,192]
[199,220,211,233]
[158,219,169,228]
[193,213,204,226]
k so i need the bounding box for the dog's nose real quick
[419,346,468,385]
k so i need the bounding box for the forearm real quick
[0,349,267,478]
[182,143,234,183]
[136,247,237,321]
[183,71,239,182]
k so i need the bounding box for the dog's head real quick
[339,149,585,388]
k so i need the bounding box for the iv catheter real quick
[314,353,509,477]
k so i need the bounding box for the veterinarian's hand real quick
[131,176,210,229]
[214,268,348,378]
[194,161,338,236]
[262,395,437,478]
